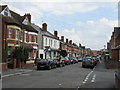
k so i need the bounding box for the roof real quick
[22,24,38,33]
[0,5,7,13]
[31,23,43,32]
[10,10,38,33]
[10,10,24,24]
[32,23,59,39]
[2,15,21,26]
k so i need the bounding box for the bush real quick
[12,46,32,64]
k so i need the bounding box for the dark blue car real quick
[82,57,95,68]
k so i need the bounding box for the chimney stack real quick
[54,31,58,37]
[79,43,81,47]
[66,38,68,44]
[69,40,72,45]
[24,13,31,24]
[42,23,47,32]
[61,36,64,41]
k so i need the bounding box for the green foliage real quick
[60,50,68,57]
[12,46,32,64]
[2,43,8,62]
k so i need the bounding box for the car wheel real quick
[82,65,85,68]
[91,66,94,69]
[54,65,57,68]
[48,66,52,70]
[37,67,40,70]
[62,64,65,67]
[60,64,62,67]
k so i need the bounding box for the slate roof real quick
[22,24,38,33]
[32,23,59,39]
[2,15,21,26]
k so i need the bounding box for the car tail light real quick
[44,62,48,65]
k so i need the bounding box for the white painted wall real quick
[43,36,60,50]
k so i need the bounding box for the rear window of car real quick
[61,58,65,60]
[39,59,47,62]
[68,58,73,60]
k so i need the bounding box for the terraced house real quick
[32,23,60,59]
[1,5,38,69]
[60,36,83,58]
[1,5,90,70]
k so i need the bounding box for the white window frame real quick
[16,29,19,39]
[34,35,36,43]
[46,38,47,45]
[29,34,32,42]
[8,28,12,38]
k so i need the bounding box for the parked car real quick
[68,58,75,64]
[53,59,65,67]
[92,56,99,65]
[82,57,95,68]
[61,57,71,65]
[73,57,78,63]
[77,57,83,62]
[37,59,56,70]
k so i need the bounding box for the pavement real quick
[1,66,37,78]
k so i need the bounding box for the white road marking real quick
[82,81,86,84]
[82,70,93,84]
[59,84,61,86]
[91,74,96,83]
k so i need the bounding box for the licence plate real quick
[40,66,44,67]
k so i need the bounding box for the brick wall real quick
[0,63,8,71]
[112,49,119,61]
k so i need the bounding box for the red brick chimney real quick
[66,38,68,44]
[42,23,47,32]
[24,13,31,24]
[69,40,72,45]
[61,36,64,41]
[79,43,81,47]
[54,31,58,37]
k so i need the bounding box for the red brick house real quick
[1,5,38,69]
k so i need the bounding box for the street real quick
[2,60,116,89]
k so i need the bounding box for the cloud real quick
[0,1,117,50]
[1,0,118,2]
[58,18,117,50]
[1,1,117,17]
[74,18,118,49]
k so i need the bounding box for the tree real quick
[12,46,32,64]
[60,50,68,57]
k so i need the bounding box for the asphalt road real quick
[2,60,116,89]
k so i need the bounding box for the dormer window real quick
[4,11,8,16]
[1,7,11,17]
[22,17,29,25]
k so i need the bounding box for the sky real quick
[1,0,119,50]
